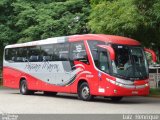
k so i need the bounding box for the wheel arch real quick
[19,77,27,88]
[77,79,94,101]
[77,79,88,92]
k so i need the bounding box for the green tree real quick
[13,0,90,43]
[0,0,18,62]
[89,0,160,48]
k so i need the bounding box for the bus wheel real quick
[78,82,93,101]
[20,80,34,95]
[110,97,123,102]
[44,91,57,96]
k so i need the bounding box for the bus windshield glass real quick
[111,45,148,80]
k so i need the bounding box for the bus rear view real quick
[3,34,156,102]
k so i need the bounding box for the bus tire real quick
[20,80,34,95]
[110,97,123,102]
[44,91,57,96]
[78,82,93,101]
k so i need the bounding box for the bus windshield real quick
[111,45,148,80]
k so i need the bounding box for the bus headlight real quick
[106,78,123,87]
[106,78,148,89]
[115,82,123,87]
[106,78,116,84]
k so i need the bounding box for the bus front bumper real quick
[98,78,150,97]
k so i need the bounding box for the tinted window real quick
[111,45,148,80]
[41,45,54,61]
[5,48,17,62]
[70,41,89,64]
[88,40,105,67]
[28,46,41,62]
[16,47,28,62]
[99,49,109,73]
[54,43,69,61]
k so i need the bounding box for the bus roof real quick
[68,34,140,45]
[5,34,141,49]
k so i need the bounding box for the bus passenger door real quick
[98,48,110,94]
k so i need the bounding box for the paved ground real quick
[0,87,160,114]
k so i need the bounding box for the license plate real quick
[132,91,138,94]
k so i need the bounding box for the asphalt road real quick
[0,87,160,114]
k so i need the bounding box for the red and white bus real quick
[3,34,156,101]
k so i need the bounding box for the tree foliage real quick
[1,0,160,51]
[0,0,18,46]
[89,0,160,48]
[13,0,90,43]
[0,0,90,45]
[0,0,18,62]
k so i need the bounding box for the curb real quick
[147,95,160,98]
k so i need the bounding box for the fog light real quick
[145,83,149,87]
[114,89,117,94]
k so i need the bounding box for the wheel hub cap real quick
[82,87,89,98]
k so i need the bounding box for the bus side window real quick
[41,44,54,61]
[54,43,69,61]
[99,50,109,73]
[16,48,28,62]
[88,40,105,67]
[28,46,41,62]
[5,49,11,61]
[5,48,17,62]
[70,41,89,64]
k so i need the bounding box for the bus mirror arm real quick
[97,45,115,61]
[105,46,115,61]
[144,48,157,63]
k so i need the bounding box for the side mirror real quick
[144,48,157,63]
[97,45,115,61]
